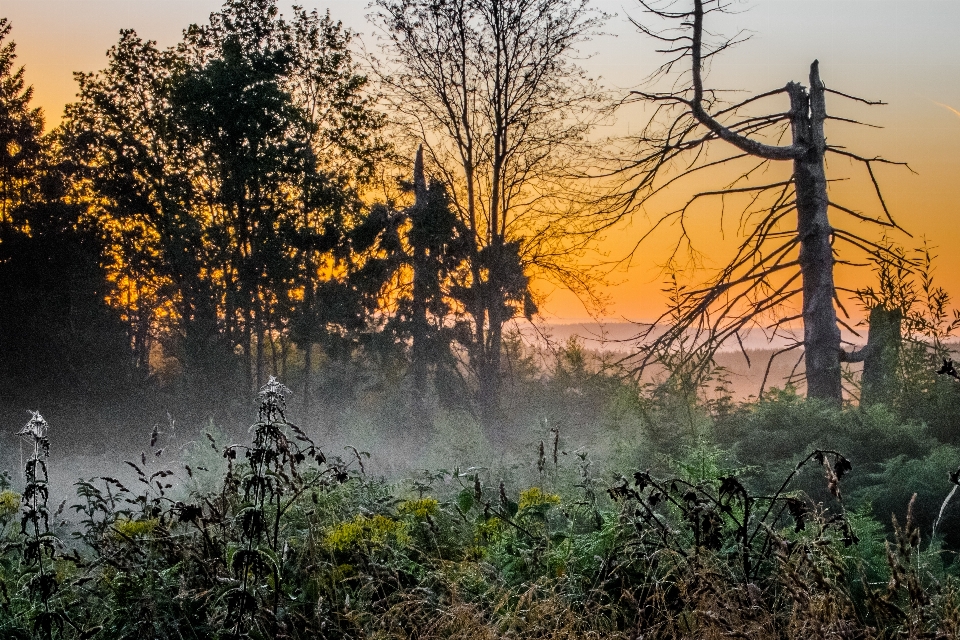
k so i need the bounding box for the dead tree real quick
[856,305,903,405]
[614,0,910,404]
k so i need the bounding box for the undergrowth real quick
[2,377,960,639]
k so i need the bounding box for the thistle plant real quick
[18,411,58,639]
[225,376,338,638]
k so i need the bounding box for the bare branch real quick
[823,87,886,106]
[759,342,804,397]
[826,147,914,234]
[832,229,918,263]
[828,201,896,228]
[837,315,861,338]
[713,86,791,117]
[825,115,883,129]
[688,1,802,161]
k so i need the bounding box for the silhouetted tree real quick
[61,1,387,399]
[337,147,474,428]
[62,28,234,393]
[406,148,467,417]
[0,197,133,401]
[284,7,389,410]
[0,22,132,400]
[371,0,610,433]
[174,0,317,391]
[0,18,43,222]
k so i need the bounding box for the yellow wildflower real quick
[0,490,20,516]
[398,498,439,519]
[518,487,561,511]
[112,517,159,540]
[324,514,408,552]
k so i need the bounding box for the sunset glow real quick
[4,0,959,322]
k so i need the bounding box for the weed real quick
[17,412,59,639]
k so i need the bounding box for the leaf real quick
[835,455,852,480]
[950,467,960,486]
[718,476,746,501]
[785,497,810,532]
[457,489,474,513]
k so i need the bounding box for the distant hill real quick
[534,321,850,352]
[532,320,958,400]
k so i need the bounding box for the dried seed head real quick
[17,411,48,440]
[257,376,292,422]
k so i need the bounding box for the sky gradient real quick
[3,0,959,325]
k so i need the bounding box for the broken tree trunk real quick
[860,306,903,406]
[861,306,902,405]
[791,62,843,405]
[843,305,903,405]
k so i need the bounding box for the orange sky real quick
[3,0,959,325]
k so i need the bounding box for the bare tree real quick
[370,0,610,429]
[612,0,910,404]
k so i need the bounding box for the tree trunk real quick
[302,341,312,415]
[478,281,503,437]
[410,147,430,426]
[791,61,842,405]
[255,307,265,391]
[860,305,902,405]
[269,322,280,378]
[243,311,254,395]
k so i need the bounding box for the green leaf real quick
[457,489,474,513]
